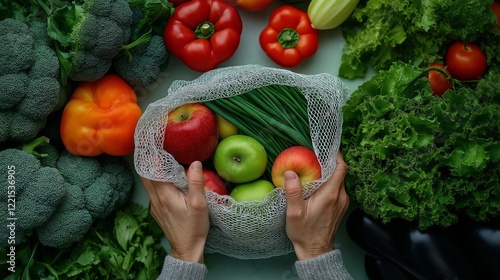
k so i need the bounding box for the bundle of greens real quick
[0,203,166,280]
[339,0,500,79]
[341,62,500,229]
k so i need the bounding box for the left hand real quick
[141,161,209,263]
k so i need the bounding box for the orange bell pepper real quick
[60,74,142,156]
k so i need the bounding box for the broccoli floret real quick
[84,155,133,218]
[54,151,134,219]
[112,35,169,89]
[37,184,94,248]
[0,137,67,246]
[66,0,133,82]
[0,18,66,144]
[35,148,134,248]
[0,134,135,248]
[111,2,172,89]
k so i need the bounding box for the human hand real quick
[284,151,349,260]
[141,161,209,263]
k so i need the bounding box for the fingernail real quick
[191,161,202,171]
[284,171,297,181]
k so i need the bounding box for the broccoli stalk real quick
[18,135,50,158]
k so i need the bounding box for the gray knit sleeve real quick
[295,249,354,280]
[156,255,207,280]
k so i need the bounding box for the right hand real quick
[284,151,350,260]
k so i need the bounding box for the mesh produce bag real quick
[134,65,351,259]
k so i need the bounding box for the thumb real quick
[284,171,304,210]
[186,161,207,207]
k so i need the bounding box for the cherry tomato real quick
[427,63,452,97]
[445,42,487,81]
[230,0,274,11]
[492,0,500,29]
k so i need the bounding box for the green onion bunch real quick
[204,85,312,173]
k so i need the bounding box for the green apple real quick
[230,180,275,202]
[213,135,267,183]
[216,114,238,139]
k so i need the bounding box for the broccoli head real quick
[0,137,67,246]
[37,184,94,248]
[0,135,135,248]
[0,18,66,144]
[35,146,135,248]
[112,35,170,90]
[67,0,133,82]
[111,3,172,90]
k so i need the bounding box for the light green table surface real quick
[129,2,373,279]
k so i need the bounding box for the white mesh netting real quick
[134,65,351,259]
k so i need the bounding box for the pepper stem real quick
[195,22,215,39]
[278,28,300,49]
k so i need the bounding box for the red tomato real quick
[230,0,274,11]
[427,63,452,97]
[445,42,487,81]
[492,0,500,29]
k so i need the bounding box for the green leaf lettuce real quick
[342,62,500,229]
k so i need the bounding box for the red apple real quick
[163,103,218,164]
[202,168,229,195]
[271,146,322,188]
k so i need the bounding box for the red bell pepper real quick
[163,0,243,72]
[230,0,274,12]
[169,0,191,7]
[259,5,319,68]
[60,74,142,156]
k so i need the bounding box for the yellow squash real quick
[308,0,360,30]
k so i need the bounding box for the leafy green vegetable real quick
[339,0,500,79]
[0,203,166,280]
[1,0,173,84]
[341,62,500,229]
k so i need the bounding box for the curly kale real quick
[342,62,500,229]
